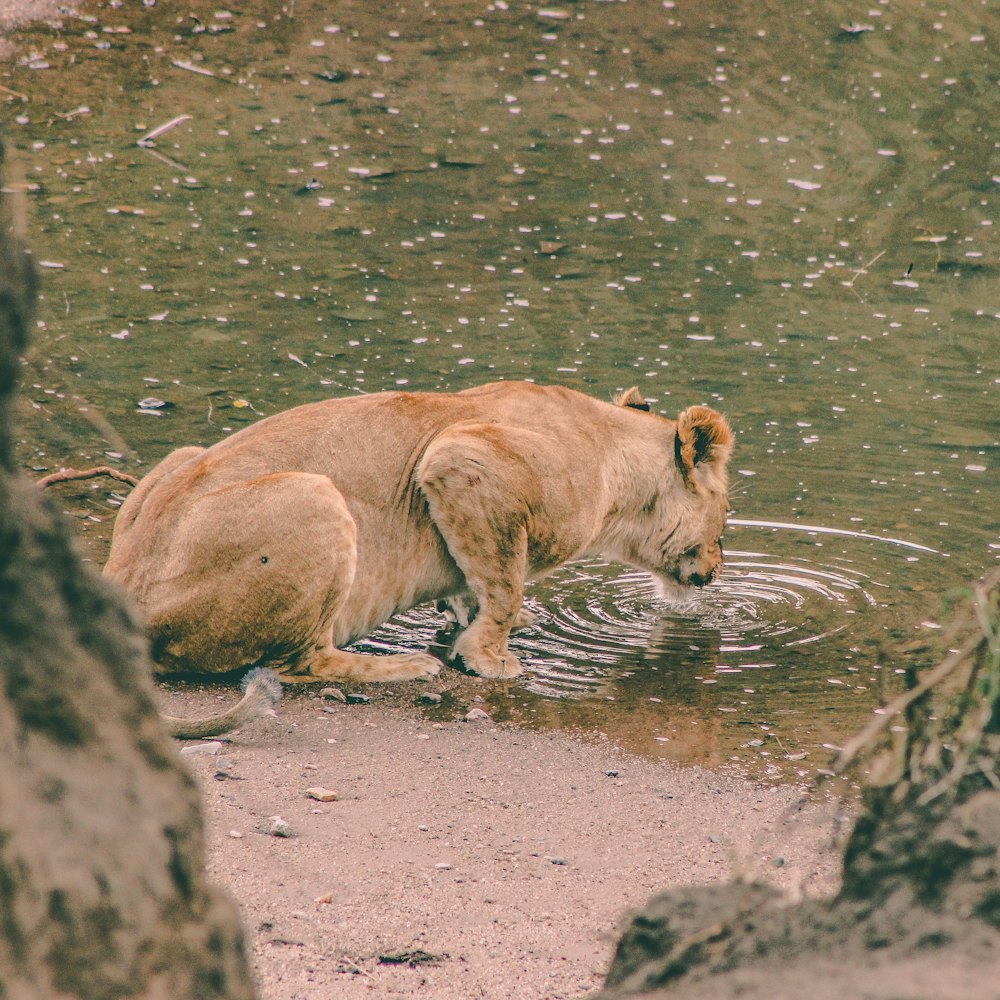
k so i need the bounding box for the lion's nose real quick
[690,563,721,588]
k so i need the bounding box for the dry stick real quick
[36,466,138,489]
[137,113,192,147]
[847,249,887,287]
[832,629,984,775]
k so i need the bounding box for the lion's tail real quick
[163,667,282,740]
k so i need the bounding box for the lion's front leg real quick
[418,426,535,679]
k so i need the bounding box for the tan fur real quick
[104,381,733,682]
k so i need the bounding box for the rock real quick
[434,862,452,871]
[266,815,293,838]
[346,692,371,704]
[465,707,491,722]
[179,740,225,755]
[305,787,337,802]
[0,156,257,998]
[418,691,443,704]
[319,687,346,702]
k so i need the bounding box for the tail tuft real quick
[241,666,283,707]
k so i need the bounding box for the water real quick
[5,0,997,778]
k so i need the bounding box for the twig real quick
[36,466,139,489]
[137,114,192,147]
[846,249,886,287]
[172,59,216,78]
[0,83,29,101]
[832,630,983,774]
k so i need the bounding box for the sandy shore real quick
[163,682,843,1000]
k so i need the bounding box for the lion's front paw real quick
[454,645,523,679]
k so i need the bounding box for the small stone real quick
[228,830,244,839]
[550,856,568,866]
[179,741,224,755]
[346,692,371,704]
[539,240,566,254]
[320,687,347,702]
[465,707,490,722]
[306,787,337,802]
[314,892,334,904]
[434,862,452,871]
[267,815,293,838]
[605,769,619,778]
[418,691,443,704]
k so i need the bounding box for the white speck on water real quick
[965,464,987,473]
[787,178,822,191]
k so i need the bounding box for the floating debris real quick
[137,397,173,410]
[137,114,192,147]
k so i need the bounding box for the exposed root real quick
[832,567,1000,806]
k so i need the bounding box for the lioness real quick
[105,381,732,688]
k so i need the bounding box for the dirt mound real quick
[0,146,257,998]
[599,571,1000,999]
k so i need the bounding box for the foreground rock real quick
[0,145,257,999]
[598,572,1000,999]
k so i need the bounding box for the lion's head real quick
[611,390,734,597]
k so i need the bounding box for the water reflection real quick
[5,0,997,776]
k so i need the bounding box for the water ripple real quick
[355,521,941,700]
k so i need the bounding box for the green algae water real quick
[4,0,997,775]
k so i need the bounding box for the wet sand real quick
[165,682,842,999]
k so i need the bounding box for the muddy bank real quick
[162,682,842,999]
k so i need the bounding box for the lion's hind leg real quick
[281,646,441,683]
[144,472,359,675]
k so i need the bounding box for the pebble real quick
[434,862,452,871]
[306,786,337,802]
[346,692,371,704]
[228,830,244,839]
[418,691,443,704]
[314,892,334,904]
[320,687,346,702]
[267,815,293,838]
[179,741,224,755]
[550,856,568,866]
[465,707,491,722]
[605,769,619,778]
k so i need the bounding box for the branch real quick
[36,466,139,489]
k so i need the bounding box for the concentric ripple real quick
[355,520,943,700]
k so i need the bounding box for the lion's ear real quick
[674,406,733,491]
[614,386,650,411]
